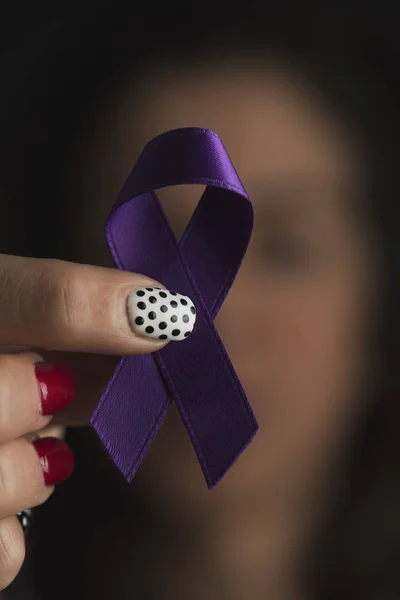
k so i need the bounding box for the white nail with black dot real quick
[127,287,196,341]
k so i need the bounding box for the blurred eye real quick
[261,235,315,271]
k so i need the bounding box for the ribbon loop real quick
[90,128,258,489]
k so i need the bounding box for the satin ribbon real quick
[90,128,258,489]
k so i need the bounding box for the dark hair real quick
[3,4,400,599]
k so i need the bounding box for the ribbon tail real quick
[156,332,258,490]
[90,355,171,481]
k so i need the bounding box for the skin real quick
[0,257,169,589]
[55,59,381,599]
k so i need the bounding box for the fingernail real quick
[34,363,77,416]
[127,287,196,341]
[32,437,74,486]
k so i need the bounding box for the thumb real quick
[0,255,196,354]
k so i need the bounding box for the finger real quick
[0,352,76,445]
[0,435,73,520]
[0,516,25,591]
[0,254,196,354]
[43,352,118,426]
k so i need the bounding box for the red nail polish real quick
[34,363,77,416]
[32,437,74,486]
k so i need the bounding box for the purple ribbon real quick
[90,128,258,489]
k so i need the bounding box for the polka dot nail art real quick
[127,287,196,341]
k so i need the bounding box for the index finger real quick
[0,255,195,354]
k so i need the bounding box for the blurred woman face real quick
[67,59,381,512]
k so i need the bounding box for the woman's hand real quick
[0,253,177,589]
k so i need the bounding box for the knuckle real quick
[45,266,88,338]
[0,354,18,379]
[30,479,53,508]
[0,354,46,438]
[100,284,118,326]
[0,448,19,509]
[48,264,116,342]
[56,278,79,332]
[0,518,25,590]
[0,360,13,432]
[0,442,52,516]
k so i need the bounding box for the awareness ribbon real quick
[90,128,258,489]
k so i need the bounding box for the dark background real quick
[1,3,400,598]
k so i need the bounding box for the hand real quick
[0,253,186,589]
